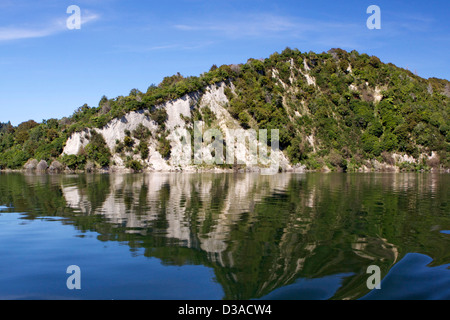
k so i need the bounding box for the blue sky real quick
[0,0,449,125]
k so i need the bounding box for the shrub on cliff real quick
[125,159,143,172]
[85,131,111,168]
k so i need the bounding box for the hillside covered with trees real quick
[0,48,449,172]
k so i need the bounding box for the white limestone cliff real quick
[62,82,294,172]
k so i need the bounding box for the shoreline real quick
[1,166,449,174]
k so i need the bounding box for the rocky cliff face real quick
[62,82,293,172]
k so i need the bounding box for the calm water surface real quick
[0,172,448,300]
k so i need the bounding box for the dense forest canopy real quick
[0,48,449,171]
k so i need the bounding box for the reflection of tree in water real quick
[0,172,449,300]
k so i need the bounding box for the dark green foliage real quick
[138,140,149,160]
[368,120,384,138]
[34,137,65,161]
[158,133,171,159]
[92,115,108,128]
[125,159,143,171]
[85,131,111,167]
[132,123,151,140]
[61,154,87,170]
[150,108,168,128]
[362,133,381,156]
[115,140,125,154]
[0,145,29,169]
[201,106,216,127]
[14,120,38,144]
[0,119,68,169]
[287,136,308,164]
[124,135,134,148]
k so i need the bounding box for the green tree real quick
[85,131,111,167]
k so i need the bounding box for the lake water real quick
[0,172,449,300]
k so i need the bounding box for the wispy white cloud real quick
[112,40,215,54]
[0,27,54,41]
[113,43,179,53]
[171,10,442,53]
[172,12,368,49]
[0,11,99,42]
[173,13,313,38]
[174,13,366,39]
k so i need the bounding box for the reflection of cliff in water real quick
[1,173,449,300]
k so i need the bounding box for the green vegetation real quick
[0,48,449,171]
[0,119,65,169]
[84,131,111,168]
[125,159,144,172]
[132,123,152,140]
[221,48,449,170]
[61,154,87,170]
[138,140,149,160]
[157,133,171,159]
